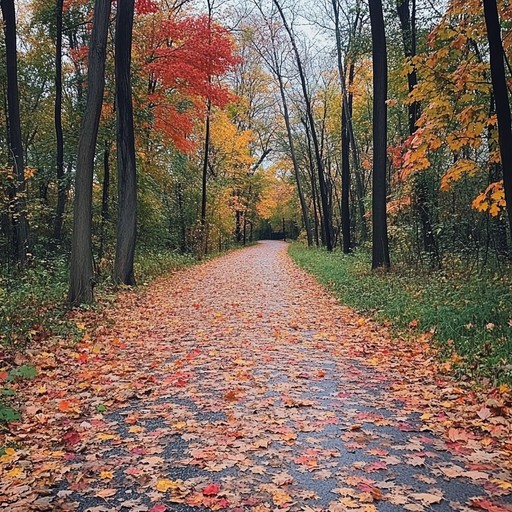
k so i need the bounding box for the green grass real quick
[289,243,512,385]
[0,248,198,349]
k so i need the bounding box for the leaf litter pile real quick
[1,241,511,512]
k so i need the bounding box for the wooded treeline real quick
[1,0,512,306]
[248,0,512,271]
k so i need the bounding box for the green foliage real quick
[0,247,198,350]
[0,406,20,423]
[0,256,69,347]
[289,243,512,385]
[134,248,196,284]
[7,364,38,381]
[0,364,37,424]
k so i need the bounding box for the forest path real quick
[2,241,511,512]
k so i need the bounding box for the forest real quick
[2,1,512,510]
[1,0,512,382]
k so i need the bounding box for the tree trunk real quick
[276,70,312,246]
[53,0,66,241]
[397,0,438,264]
[1,0,30,264]
[483,0,512,238]
[235,208,242,243]
[396,0,419,135]
[99,141,110,259]
[303,120,322,245]
[243,212,247,245]
[333,0,351,252]
[369,0,390,269]
[487,95,509,257]
[341,89,351,253]
[273,0,333,251]
[177,182,187,253]
[114,0,137,286]
[332,0,367,242]
[201,99,211,228]
[68,0,111,305]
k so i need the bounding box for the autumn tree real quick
[396,0,438,264]
[248,10,313,246]
[114,0,137,285]
[1,0,30,264]
[273,0,334,251]
[369,0,390,269]
[53,0,65,240]
[483,0,512,239]
[200,0,214,247]
[331,0,366,251]
[68,0,111,305]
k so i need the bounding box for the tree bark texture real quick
[114,0,137,286]
[68,0,111,305]
[369,0,391,269]
[483,0,512,239]
[1,0,30,264]
[53,0,66,241]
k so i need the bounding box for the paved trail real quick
[2,242,511,511]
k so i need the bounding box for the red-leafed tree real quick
[144,15,239,153]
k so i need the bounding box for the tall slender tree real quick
[340,66,352,253]
[483,0,512,239]
[369,0,390,269]
[275,62,313,247]
[396,0,438,264]
[332,0,367,245]
[200,0,214,255]
[68,0,111,305]
[273,0,334,251]
[1,0,30,264]
[114,0,137,285]
[249,8,313,246]
[53,0,66,240]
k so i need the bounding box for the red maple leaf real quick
[62,429,80,449]
[203,483,221,496]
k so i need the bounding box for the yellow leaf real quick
[0,448,16,461]
[441,159,479,191]
[272,490,293,507]
[6,467,23,478]
[97,433,116,441]
[156,479,180,492]
[100,471,114,480]
[490,479,512,490]
[489,203,500,217]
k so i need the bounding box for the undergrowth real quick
[0,247,203,424]
[289,243,512,386]
[0,248,196,350]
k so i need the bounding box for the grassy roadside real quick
[289,243,512,385]
[0,249,198,350]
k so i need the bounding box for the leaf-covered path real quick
[1,241,512,512]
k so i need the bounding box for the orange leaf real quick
[58,400,72,412]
